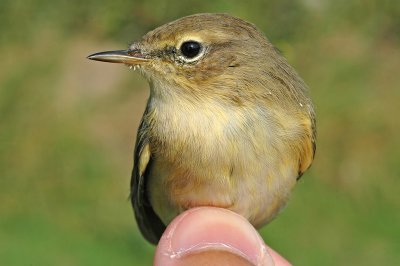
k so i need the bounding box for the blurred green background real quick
[1,0,399,265]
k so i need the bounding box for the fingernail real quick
[155,207,273,266]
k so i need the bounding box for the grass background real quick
[1,0,399,265]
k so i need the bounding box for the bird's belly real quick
[147,148,297,228]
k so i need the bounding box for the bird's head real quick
[88,13,281,101]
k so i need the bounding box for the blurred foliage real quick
[0,0,399,265]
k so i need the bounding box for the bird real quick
[87,13,316,245]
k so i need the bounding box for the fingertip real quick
[264,245,292,266]
[154,207,274,266]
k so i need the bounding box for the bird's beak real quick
[87,49,149,65]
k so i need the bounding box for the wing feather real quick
[130,116,165,244]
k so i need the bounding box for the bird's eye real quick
[180,41,202,59]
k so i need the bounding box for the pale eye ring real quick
[179,40,204,61]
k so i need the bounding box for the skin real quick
[154,207,292,266]
[88,13,316,245]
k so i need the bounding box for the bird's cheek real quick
[149,60,176,76]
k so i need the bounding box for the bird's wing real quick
[131,117,165,245]
[297,111,317,180]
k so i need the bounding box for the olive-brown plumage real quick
[88,13,316,245]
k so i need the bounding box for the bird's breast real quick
[145,96,298,226]
[148,98,240,179]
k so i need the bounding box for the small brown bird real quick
[88,13,316,245]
